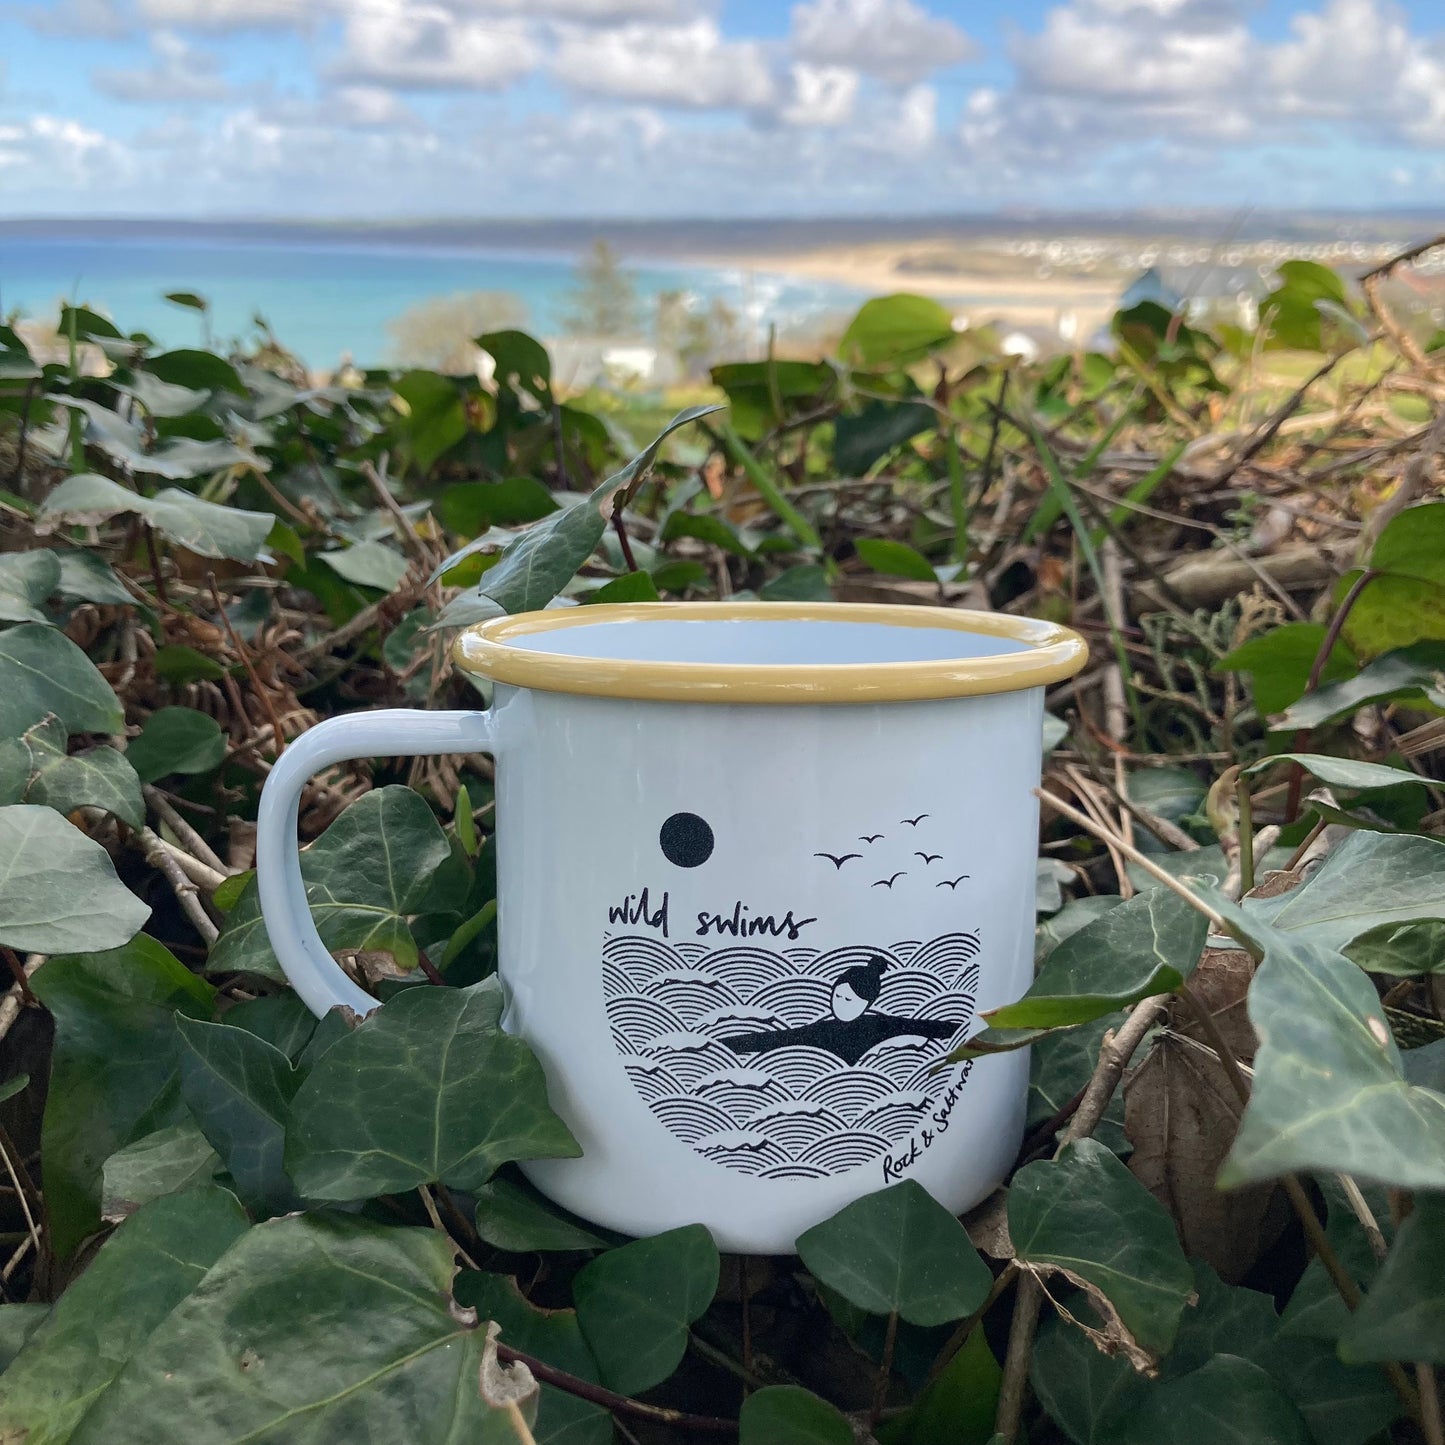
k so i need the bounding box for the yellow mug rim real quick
[452,602,1088,705]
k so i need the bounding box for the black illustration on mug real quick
[603,809,981,1181]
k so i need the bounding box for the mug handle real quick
[255,708,497,1020]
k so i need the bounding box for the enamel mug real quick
[256,602,1087,1252]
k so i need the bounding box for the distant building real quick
[1116,263,1263,328]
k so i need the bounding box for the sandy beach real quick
[706,238,1129,336]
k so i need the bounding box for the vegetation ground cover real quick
[2,242,1445,1444]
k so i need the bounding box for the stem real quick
[1035,787,1238,942]
[1419,1365,1445,1445]
[209,575,287,758]
[1236,773,1256,896]
[869,1310,898,1431]
[1284,567,1378,822]
[1,947,34,1005]
[11,378,36,492]
[143,524,169,607]
[505,1401,537,1445]
[924,1262,1019,1388]
[994,1273,1043,1443]
[611,509,639,572]
[717,423,821,550]
[1066,996,1170,1143]
[494,1342,734,1434]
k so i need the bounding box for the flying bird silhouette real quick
[915,851,942,864]
[872,872,906,889]
[859,833,884,844]
[814,851,861,870]
[901,814,930,827]
[936,875,970,889]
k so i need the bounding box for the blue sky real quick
[1,0,1443,217]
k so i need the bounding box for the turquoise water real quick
[0,232,864,370]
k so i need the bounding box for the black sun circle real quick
[659,812,714,868]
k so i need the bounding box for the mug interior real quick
[513,616,1032,666]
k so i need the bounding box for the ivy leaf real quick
[31,937,215,1261]
[0,715,143,827]
[1029,1312,1145,1445]
[1217,918,1445,1191]
[739,1386,853,1445]
[1244,753,1426,794]
[855,536,936,582]
[209,785,453,981]
[1278,1179,1387,1344]
[39,473,274,561]
[1276,642,1445,731]
[318,540,411,593]
[887,1322,1002,1445]
[223,990,326,1061]
[838,294,955,367]
[1340,1195,1445,1364]
[1009,1138,1194,1359]
[1218,622,1358,717]
[1118,1355,1310,1445]
[54,550,134,607]
[0,1188,249,1445]
[1346,920,1445,976]
[0,548,60,623]
[1336,501,1445,659]
[835,400,936,476]
[125,706,227,783]
[983,889,1208,1031]
[67,1216,520,1445]
[101,1120,221,1221]
[0,622,122,735]
[473,1175,608,1253]
[176,1017,303,1216]
[455,1272,610,1445]
[1242,830,1445,953]
[285,983,579,1200]
[472,404,722,616]
[796,1180,992,1327]
[1028,1014,1130,1155]
[0,1306,47,1375]
[0,805,149,955]
[573,1225,720,1396]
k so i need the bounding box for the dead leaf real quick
[962,1187,1014,1260]
[1124,948,1286,1283]
[479,1321,539,1412]
[1024,1260,1190,1376]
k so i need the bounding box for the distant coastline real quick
[3,209,1442,256]
[5,213,1441,367]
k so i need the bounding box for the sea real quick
[0,228,866,371]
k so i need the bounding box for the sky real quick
[0,0,1443,219]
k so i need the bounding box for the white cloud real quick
[332,2,540,90]
[92,30,233,103]
[779,63,859,127]
[136,0,315,26]
[0,114,132,194]
[16,0,132,38]
[1268,0,1445,144]
[1013,0,1251,103]
[457,0,698,15]
[977,0,1445,164]
[790,0,974,87]
[551,17,775,108]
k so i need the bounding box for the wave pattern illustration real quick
[605,932,981,1179]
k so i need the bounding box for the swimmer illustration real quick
[604,806,980,1180]
[719,956,957,1067]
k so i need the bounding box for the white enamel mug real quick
[256,602,1086,1253]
